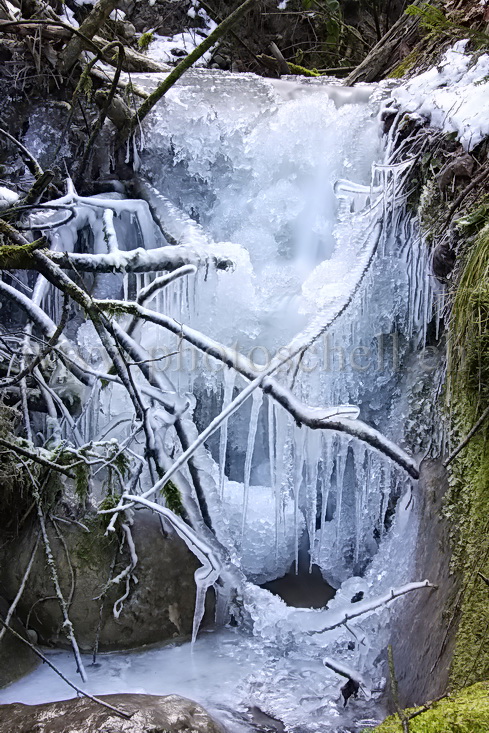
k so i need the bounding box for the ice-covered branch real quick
[111,522,139,619]
[323,657,370,699]
[47,245,233,273]
[123,494,221,642]
[306,581,435,636]
[98,299,419,478]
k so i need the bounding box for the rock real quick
[437,153,475,194]
[388,460,460,707]
[106,18,137,41]
[0,510,212,654]
[432,241,456,281]
[0,598,39,688]
[211,54,229,70]
[0,693,226,733]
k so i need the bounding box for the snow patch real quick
[393,40,489,150]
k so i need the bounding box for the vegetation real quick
[372,682,489,732]
[445,221,489,687]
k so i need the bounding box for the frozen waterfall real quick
[0,71,440,732]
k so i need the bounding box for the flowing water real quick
[0,71,441,731]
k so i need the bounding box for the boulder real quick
[0,693,226,733]
[0,598,39,688]
[0,510,212,654]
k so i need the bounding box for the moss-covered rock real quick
[445,223,489,687]
[370,681,489,732]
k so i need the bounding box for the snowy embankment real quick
[392,40,489,151]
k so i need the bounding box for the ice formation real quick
[0,71,445,731]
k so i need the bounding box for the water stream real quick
[0,71,439,732]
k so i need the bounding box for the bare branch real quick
[0,618,132,719]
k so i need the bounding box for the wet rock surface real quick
[0,598,39,688]
[0,693,226,733]
[389,459,460,707]
[0,511,208,654]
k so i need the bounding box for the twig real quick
[478,571,489,588]
[76,41,126,183]
[0,126,43,179]
[0,291,69,387]
[443,403,489,467]
[444,164,489,225]
[0,533,40,644]
[0,437,74,476]
[49,515,76,609]
[406,694,449,722]
[32,481,88,682]
[0,618,132,719]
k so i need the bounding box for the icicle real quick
[293,424,306,573]
[241,390,263,538]
[123,494,220,645]
[379,460,392,537]
[274,405,289,562]
[218,367,236,498]
[214,582,231,626]
[334,439,348,543]
[318,432,334,560]
[353,443,367,565]
[268,397,276,490]
[305,430,320,571]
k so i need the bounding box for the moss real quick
[73,513,117,567]
[160,479,184,516]
[388,48,420,79]
[445,222,489,687]
[0,237,45,269]
[285,61,320,77]
[138,31,154,52]
[405,3,489,48]
[370,682,489,732]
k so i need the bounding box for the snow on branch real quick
[305,581,435,636]
[98,298,419,478]
[47,245,233,273]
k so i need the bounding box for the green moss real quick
[138,32,154,52]
[0,237,45,269]
[445,222,489,687]
[405,3,489,49]
[388,48,420,79]
[73,513,117,567]
[286,61,320,77]
[371,682,489,732]
[160,479,184,515]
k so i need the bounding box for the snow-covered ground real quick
[392,40,489,150]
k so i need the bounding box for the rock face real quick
[0,598,39,688]
[388,459,460,707]
[0,693,226,733]
[0,510,210,656]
